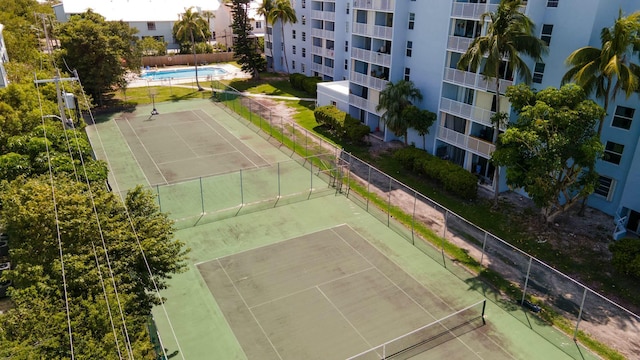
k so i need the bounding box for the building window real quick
[612,106,635,130]
[292,60,296,70]
[346,3,350,14]
[302,0,306,8]
[302,16,306,25]
[344,59,348,70]
[345,41,349,52]
[532,63,545,83]
[604,141,624,165]
[292,30,296,39]
[541,24,553,45]
[292,45,296,54]
[147,22,156,31]
[255,21,262,29]
[594,176,616,201]
[547,0,558,7]
[301,63,306,72]
[302,32,306,41]
[408,13,415,30]
[404,67,411,81]
[406,41,413,57]
[331,100,337,106]
[302,48,306,57]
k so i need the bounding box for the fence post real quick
[249,98,252,123]
[521,257,533,305]
[156,184,162,212]
[574,288,588,340]
[310,159,313,195]
[387,176,392,227]
[367,166,371,211]
[240,169,244,205]
[305,129,309,156]
[480,232,488,265]
[412,191,417,245]
[281,117,284,145]
[200,177,204,214]
[277,162,281,198]
[442,211,447,267]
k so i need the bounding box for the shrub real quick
[344,116,370,143]
[314,106,370,143]
[393,147,478,199]
[610,237,640,279]
[302,77,322,96]
[289,73,305,90]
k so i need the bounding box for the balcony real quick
[311,10,336,21]
[351,47,391,67]
[447,36,474,53]
[451,2,498,19]
[350,70,388,91]
[438,126,495,157]
[349,94,379,113]
[440,97,495,128]
[352,23,393,39]
[312,46,335,57]
[311,28,335,39]
[443,68,513,94]
[311,63,334,77]
[353,0,395,11]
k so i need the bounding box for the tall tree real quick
[229,0,266,79]
[257,0,276,61]
[56,10,140,105]
[457,0,547,207]
[201,10,215,41]
[492,84,605,222]
[174,7,209,91]
[376,80,423,145]
[403,105,437,149]
[562,10,640,136]
[269,0,297,73]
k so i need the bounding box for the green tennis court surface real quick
[114,109,269,185]
[88,99,600,360]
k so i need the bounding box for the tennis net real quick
[346,299,486,360]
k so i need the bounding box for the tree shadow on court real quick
[168,91,210,102]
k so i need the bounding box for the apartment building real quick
[271,0,640,238]
[0,24,8,88]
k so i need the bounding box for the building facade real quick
[0,24,9,88]
[270,0,640,239]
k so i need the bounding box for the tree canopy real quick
[229,0,266,79]
[173,7,210,90]
[376,80,423,145]
[492,84,605,221]
[55,10,141,105]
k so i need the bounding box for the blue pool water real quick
[140,66,227,80]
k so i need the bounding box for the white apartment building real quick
[0,24,9,88]
[270,0,640,239]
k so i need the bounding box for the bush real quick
[290,73,322,96]
[393,147,478,199]
[314,106,370,143]
[344,116,370,143]
[610,237,640,279]
[289,73,306,90]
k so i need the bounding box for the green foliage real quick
[288,73,322,96]
[229,0,266,78]
[314,105,369,143]
[376,80,423,144]
[289,73,306,89]
[393,147,478,199]
[172,7,210,47]
[610,238,640,279]
[56,10,141,104]
[0,177,189,357]
[493,83,605,220]
[138,36,167,56]
[195,42,215,54]
[268,0,297,72]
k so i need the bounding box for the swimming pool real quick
[140,66,228,80]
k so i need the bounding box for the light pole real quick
[44,114,73,129]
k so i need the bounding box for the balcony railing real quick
[447,36,474,53]
[311,63,334,76]
[311,28,335,39]
[311,10,336,21]
[349,94,379,113]
[439,97,496,128]
[451,2,498,19]
[352,23,393,39]
[438,126,495,157]
[312,46,335,57]
[351,47,391,67]
[353,0,395,11]
[443,68,513,94]
[350,71,388,91]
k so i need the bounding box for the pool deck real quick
[127,63,251,88]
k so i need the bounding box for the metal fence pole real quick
[442,211,448,267]
[249,99,252,123]
[480,232,488,265]
[156,184,162,212]
[281,117,284,144]
[278,162,281,198]
[310,159,313,194]
[200,177,204,214]
[367,166,371,211]
[412,191,417,245]
[521,257,533,305]
[387,176,392,227]
[305,129,309,156]
[574,288,588,340]
[240,169,244,205]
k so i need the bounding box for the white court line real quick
[123,118,169,185]
[217,259,283,360]
[156,150,238,166]
[317,286,375,351]
[190,109,269,168]
[112,118,154,188]
[168,125,200,159]
[331,226,488,360]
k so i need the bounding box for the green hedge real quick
[289,73,322,96]
[393,147,478,199]
[314,105,370,143]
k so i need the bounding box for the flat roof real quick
[57,0,220,22]
[318,80,350,96]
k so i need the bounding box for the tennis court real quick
[113,108,269,185]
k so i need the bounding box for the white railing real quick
[443,68,512,94]
[451,2,498,19]
[311,28,335,39]
[351,47,391,67]
[353,0,395,11]
[352,23,393,39]
[311,46,323,55]
[311,10,336,21]
[438,126,495,157]
[447,35,474,53]
[349,71,387,91]
[439,97,494,127]
[349,94,379,113]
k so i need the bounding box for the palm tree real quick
[376,80,423,145]
[562,10,640,136]
[257,0,275,61]
[174,7,208,91]
[457,0,546,207]
[201,10,216,42]
[269,0,297,73]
